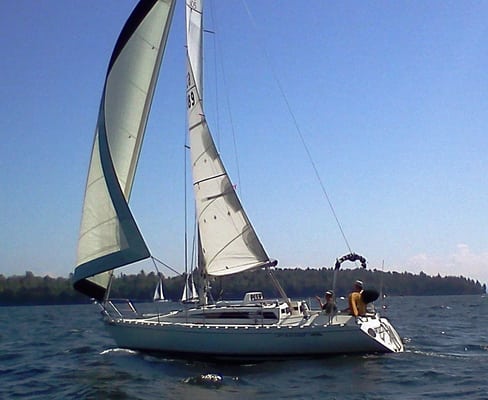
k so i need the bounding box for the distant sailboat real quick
[72,0,404,360]
[153,275,168,302]
[181,273,198,304]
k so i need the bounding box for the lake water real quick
[1,295,487,399]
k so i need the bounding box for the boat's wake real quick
[99,347,138,356]
[182,373,224,388]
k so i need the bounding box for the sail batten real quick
[73,0,176,300]
[193,173,227,187]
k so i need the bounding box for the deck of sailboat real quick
[104,300,360,329]
[99,291,404,358]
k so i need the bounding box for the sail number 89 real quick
[187,91,196,109]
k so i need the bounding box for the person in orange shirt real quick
[348,280,366,317]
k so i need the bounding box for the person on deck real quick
[316,290,337,315]
[347,280,366,317]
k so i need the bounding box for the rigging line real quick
[208,0,243,197]
[152,257,160,275]
[152,256,182,276]
[184,144,188,276]
[206,1,220,148]
[241,0,352,254]
[183,143,197,278]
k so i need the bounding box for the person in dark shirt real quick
[316,290,337,314]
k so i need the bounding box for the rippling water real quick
[1,295,487,399]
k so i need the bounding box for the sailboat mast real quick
[103,270,115,304]
[197,231,208,305]
[266,267,290,305]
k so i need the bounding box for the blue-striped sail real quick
[73,0,176,301]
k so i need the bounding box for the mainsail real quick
[73,0,176,300]
[186,0,274,277]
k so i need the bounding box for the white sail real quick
[153,277,166,302]
[185,0,273,277]
[181,273,198,302]
[73,0,176,300]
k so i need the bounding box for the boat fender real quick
[361,289,379,304]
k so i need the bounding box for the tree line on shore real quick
[0,268,485,306]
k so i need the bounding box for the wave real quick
[99,347,139,356]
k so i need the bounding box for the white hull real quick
[103,304,403,361]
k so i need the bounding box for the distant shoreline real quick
[0,268,485,306]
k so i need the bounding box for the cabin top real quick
[242,292,265,305]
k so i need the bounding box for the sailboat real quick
[181,273,198,304]
[73,0,404,360]
[153,275,168,302]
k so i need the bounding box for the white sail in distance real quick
[153,277,166,301]
[185,0,274,277]
[181,273,198,302]
[73,0,176,300]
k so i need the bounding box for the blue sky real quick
[1,1,487,286]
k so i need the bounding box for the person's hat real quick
[325,290,333,296]
[354,280,363,288]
